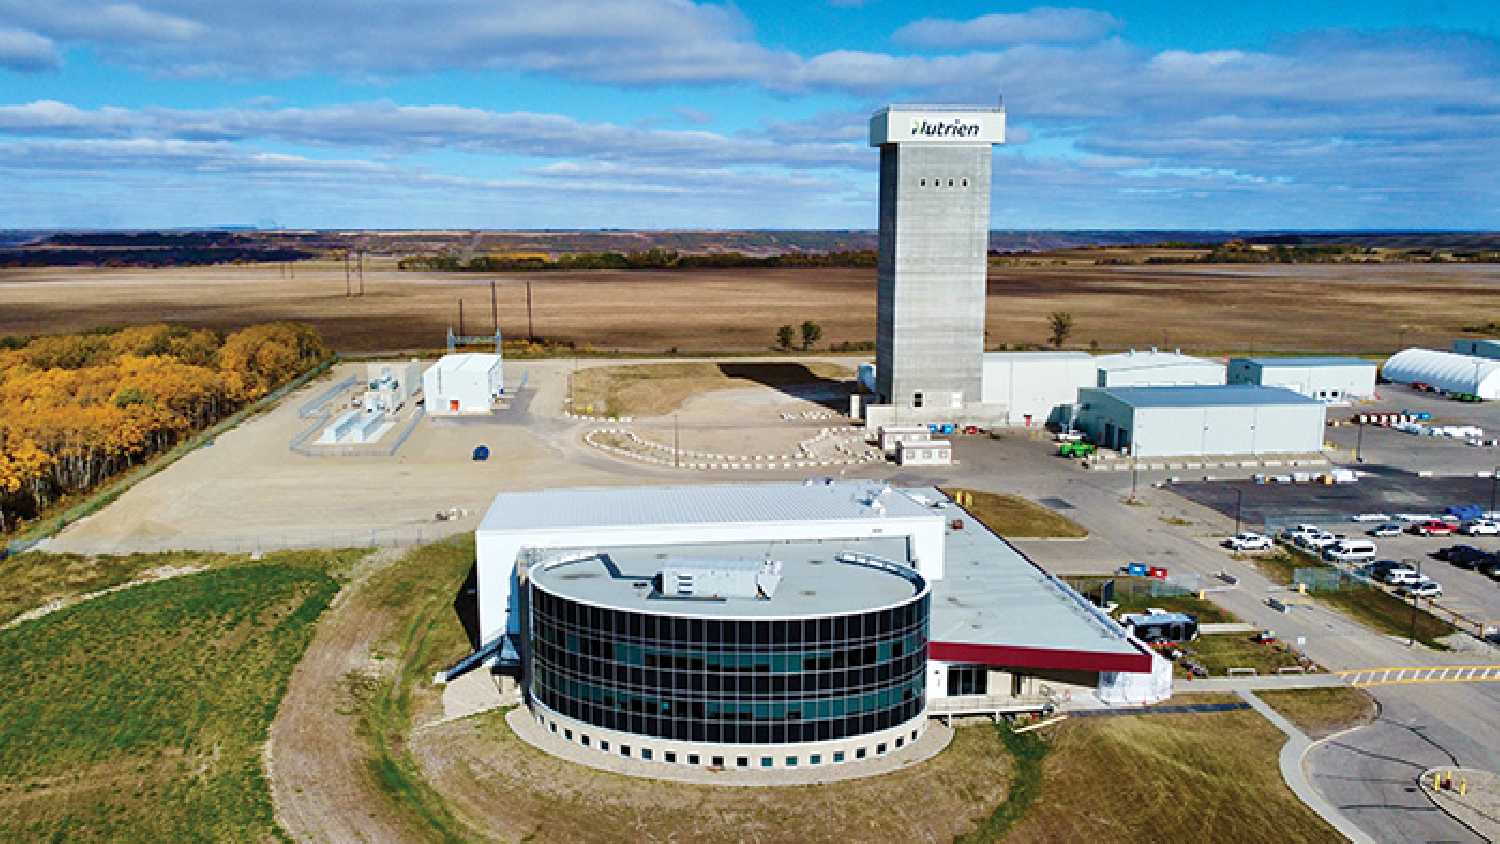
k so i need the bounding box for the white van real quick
[1324,540,1377,562]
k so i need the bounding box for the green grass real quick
[945,488,1089,539]
[1063,576,1238,624]
[354,537,478,842]
[1261,547,1454,649]
[1179,633,1310,677]
[957,722,1049,843]
[0,560,345,841]
[1256,687,1377,740]
[1003,708,1339,842]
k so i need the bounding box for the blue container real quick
[940,423,956,435]
[927,423,941,433]
[1125,562,1149,577]
[472,445,490,461]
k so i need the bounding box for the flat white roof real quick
[437,353,501,373]
[1095,350,1220,372]
[478,481,939,537]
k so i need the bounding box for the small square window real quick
[833,751,845,763]
[919,178,926,187]
[761,757,773,768]
[581,735,590,747]
[947,178,954,187]
[737,756,749,768]
[911,730,919,742]
[665,751,677,763]
[601,741,609,752]
[895,737,904,749]
[810,754,821,765]
[564,729,572,741]
[856,748,866,760]
[877,743,887,755]
[549,722,557,734]
[621,745,631,758]
[641,748,652,761]
[786,756,798,767]
[690,754,701,765]
[961,178,968,187]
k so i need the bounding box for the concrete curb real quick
[1238,690,1375,844]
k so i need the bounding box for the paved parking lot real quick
[1325,382,1500,475]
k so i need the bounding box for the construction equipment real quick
[1058,441,1096,458]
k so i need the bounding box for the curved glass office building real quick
[524,543,930,771]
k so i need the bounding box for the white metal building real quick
[897,439,952,466]
[1075,385,1327,457]
[1453,339,1500,360]
[472,482,1164,778]
[1384,348,1500,400]
[1227,357,1377,402]
[422,353,503,415]
[979,351,1097,427]
[1094,349,1225,387]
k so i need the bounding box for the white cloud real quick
[893,7,1121,49]
[0,27,60,72]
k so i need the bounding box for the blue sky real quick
[1,1,1498,229]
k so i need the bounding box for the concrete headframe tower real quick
[870,103,1005,414]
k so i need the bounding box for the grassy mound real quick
[0,562,340,841]
[945,488,1089,539]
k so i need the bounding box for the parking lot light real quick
[1406,557,1422,647]
[1234,487,1244,536]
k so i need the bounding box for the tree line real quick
[0,322,329,533]
[397,248,878,272]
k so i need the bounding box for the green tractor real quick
[1058,440,1097,458]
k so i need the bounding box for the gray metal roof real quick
[1090,385,1321,408]
[529,537,923,618]
[1094,350,1221,372]
[1235,357,1375,368]
[479,481,936,534]
[925,489,1140,657]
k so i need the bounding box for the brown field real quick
[4,260,1499,354]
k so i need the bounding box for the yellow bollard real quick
[1198,590,1206,600]
[1298,582,1307,595]
[1460,778,1468,797]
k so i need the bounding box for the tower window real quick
[961,178,968,187]
[919,178,926,187]
[913,391,924,408]
[948,179,954,187]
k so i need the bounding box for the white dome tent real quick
[1383,348,1500,399]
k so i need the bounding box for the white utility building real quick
[980,351,1097,427]
[364,360,422,412]
[1075,385,1326,457]
[1384,348,1500,399]
[423,353,503,415]
[1227,357,1377,402]
[1094,349,1226,387]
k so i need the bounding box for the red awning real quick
[930,640,1153,674]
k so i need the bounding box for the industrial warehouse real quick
[474,481,1165,776]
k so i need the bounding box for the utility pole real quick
[358,250,365,296]
[344,251,352,297]
[1490,467,1498,516]
[490,280,498,336]
[458,300,464,339]
[1234,487,1244,536]
[1407,557,1421,647]
[526,280,535,342]
[1129,456,1139,503]
[1355,421,1364,463]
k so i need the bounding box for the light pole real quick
[674,414,680,468]
[1490,466,1498,516]
[1354,421,1364,464]
[1234,487,1244,536]
[1406,557,1421,647]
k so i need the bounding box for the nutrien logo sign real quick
[909,117,981,139]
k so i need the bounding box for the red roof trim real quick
[929,640,1153,673]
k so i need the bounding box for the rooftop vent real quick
[658,559,783,600]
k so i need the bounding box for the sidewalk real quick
[1238,690,1375,844]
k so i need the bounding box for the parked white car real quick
[1462,520,1500,536]
[1385,570,1431,586]
[1281,524,1321,540]
[1300,532,1344,551]
[1398,581,1443,599]
[1368,523,1403,537]
[1225,532,1272,551]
